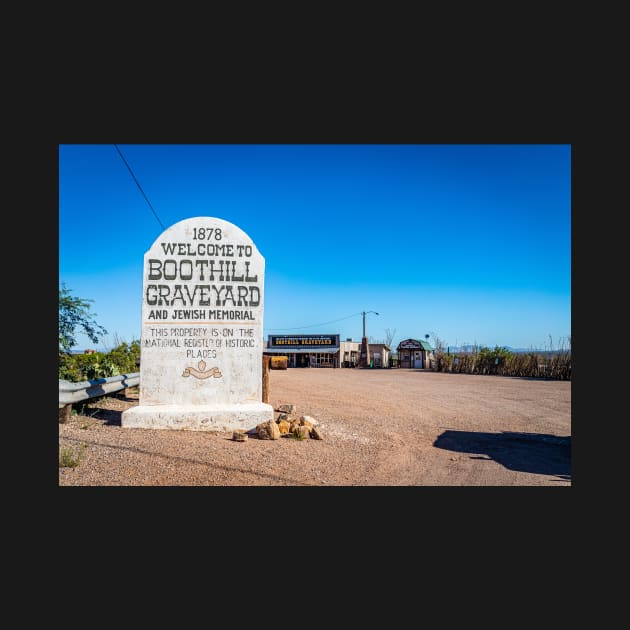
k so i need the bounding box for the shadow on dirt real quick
[75,391,139,426]
[86,407,121,426]
[434,430,571,480]
[77,404,123,426]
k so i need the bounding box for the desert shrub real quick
[58,340,140,382]
[432,345,569,380]
[105,340,140,374]
[59,443,86,468]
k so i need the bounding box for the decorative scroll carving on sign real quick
[182,360,222,379]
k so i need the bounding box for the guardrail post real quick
[59,404,72,424]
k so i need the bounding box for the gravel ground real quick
[58,368,571,486]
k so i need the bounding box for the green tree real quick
[59,283,108,352]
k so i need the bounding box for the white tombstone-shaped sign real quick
[121,216,274,431]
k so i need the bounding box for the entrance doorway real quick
[413,351,423,368]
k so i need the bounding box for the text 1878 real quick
[192,227,222,240]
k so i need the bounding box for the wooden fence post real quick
[262,355,271,403]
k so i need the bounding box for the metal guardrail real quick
[59,373,140,408]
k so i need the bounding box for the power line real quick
[266,312,364,331]
[113,144,165,230]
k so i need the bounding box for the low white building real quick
[368,343,390,368]
[340,338,361,367]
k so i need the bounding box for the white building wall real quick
[368,344,391,367]
[339,341,361,367]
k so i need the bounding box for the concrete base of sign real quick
[121,402,274,432]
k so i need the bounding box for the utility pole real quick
[360,310,379,368]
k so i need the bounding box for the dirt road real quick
[59,368,571,486]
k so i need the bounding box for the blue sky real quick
[59,144,571,352]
